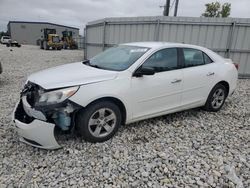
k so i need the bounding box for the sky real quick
[0,0,249,35]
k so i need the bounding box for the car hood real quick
[28,62,118,89]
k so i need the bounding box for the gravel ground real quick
[0,45,249,188]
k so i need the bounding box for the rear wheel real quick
[76,101,121,142]
[204,84,227,112]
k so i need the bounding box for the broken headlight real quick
[37,86,79,106]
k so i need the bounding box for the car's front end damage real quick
[13,82,81,149]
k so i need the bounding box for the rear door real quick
[181,48,217,107]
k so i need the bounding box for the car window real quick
[52,36,60,43]
[142,48,178,72]
[183,48,204,67]
[203,52,213,64]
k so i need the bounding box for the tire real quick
[76,101,122,143]
[43,42,48,50]
[40,42,43,49]
[203,84,227,112]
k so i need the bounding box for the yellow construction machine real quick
[40,28,63,50]
[62,30,78,49]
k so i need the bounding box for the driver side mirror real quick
[133,66,155,77]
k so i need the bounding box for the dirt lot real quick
[0,45,249,187]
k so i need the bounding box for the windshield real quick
[52,36,60,43]
[89,45,149,71]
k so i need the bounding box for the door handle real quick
[171,79,182,83]
[207,72,215,76]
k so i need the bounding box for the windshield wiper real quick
[82,60,90,65]
[82,60,102,69]
[89,64,101,68]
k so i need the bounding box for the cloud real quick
[0,0,249,34]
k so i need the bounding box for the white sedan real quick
[13,42,238,149]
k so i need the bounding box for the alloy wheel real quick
[88,108,117,138]
[211,88,225,109]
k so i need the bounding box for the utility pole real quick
[160,0,171,16]
[174,0,179,16]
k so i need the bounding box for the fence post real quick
[155,19,160,41]
[226,21,236,58]
[84,26,87,60]
[102,21,106,51]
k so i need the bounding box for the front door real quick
[130,48,183,119]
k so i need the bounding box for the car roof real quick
[122,42,206,50]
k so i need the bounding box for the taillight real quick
[233,63,239,70]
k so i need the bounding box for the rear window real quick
[183,48,204,67]
[203,53,213,64]
[3,36,10,39]
[183,48,214,68]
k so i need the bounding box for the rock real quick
[226,166,243,188]
[160,178,171,184]
[157,152,167,159]
[69,180,76,186]
[113,151,120,159]
[103,172,110,179]
[141,171,149,177]
[207,175,214,185]
[131,180,139,187]
[213,170,221,177]
[196,180,204,186]
[67,169,74,175]
[103,156,109,163]
[163,167,168,173]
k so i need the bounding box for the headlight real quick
[37,86,79,106]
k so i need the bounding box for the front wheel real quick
[43,42,48,50]
[76,101,121,142]
[204,84,227,112]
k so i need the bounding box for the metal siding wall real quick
[9,23,79,45]
[87,25,103,44]
[85,16,250,77]
[75,36,84,49]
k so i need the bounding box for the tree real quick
[0,31,8,39]
[220,3,231,17]
[202,2,231,18]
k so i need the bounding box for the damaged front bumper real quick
[13,97,62,149]
[15,119,61,149]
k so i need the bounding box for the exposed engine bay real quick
[13,82,81,149]
[20,82,81,130]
